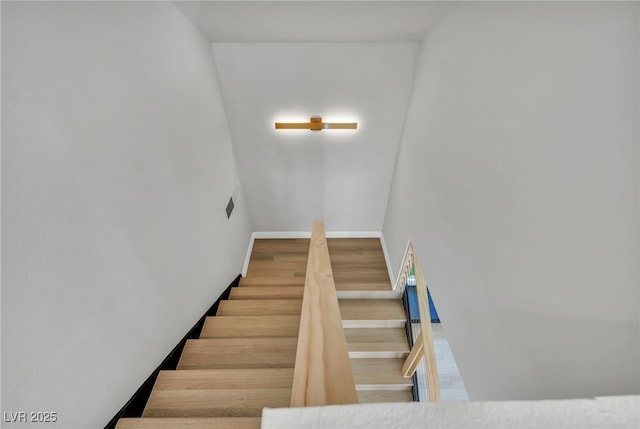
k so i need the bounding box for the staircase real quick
[116,237,411,429]
[329,238,412,403]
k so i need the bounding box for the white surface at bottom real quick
[262,395,639,429]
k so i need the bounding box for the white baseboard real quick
[326,231,381,238]
[241,234,256,277]
[379,232,395,288]
[250,231,382,239]
[394,239,413,291]
[251,231,312,239]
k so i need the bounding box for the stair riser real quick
[337,291,401,299]
[239,277,305,286]
[230,288,303,300]
[343,320,406,328]
[357,390,413,403]
[349,351,409,359]
[355,384,413,391]
[216,300,302,316]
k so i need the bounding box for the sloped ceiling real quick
[174,1,454,231]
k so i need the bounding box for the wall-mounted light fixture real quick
[275,116,357,131]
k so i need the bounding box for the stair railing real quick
[290,221,358,406]
[394,241,415,293]
[397,241,441,401]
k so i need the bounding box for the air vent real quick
[225,197,235,219]
[226,186,240,220]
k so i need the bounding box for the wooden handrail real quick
[400,242,441,401]
[290,221,358,407]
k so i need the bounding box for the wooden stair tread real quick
[327,237,384,249]
[333,266,389,273]
[229,286,303,300]
[334,282,393,291]
[216,299,302,316]
[327,238,388,275]
[351,358,412,388]
[333,273,391,282]
[331,249,387,263]
[240,277,305,286]
[178,338,297,369]
[345,327,409,358]
[116,417,261,429]
[339,299,406,318]
[357,390,413,403]
[153,369,294,390]
[339,299,406,328]
[344,327,408,343]
[244,269,306,277]
[247,260,308,270]
[201,316,300,338]
[247,260,307,266]
[330,257,386,262]
[245,271,307,278]
[144,388,291,417]
[326,239,391,290]
[272,253,311,262]
[334,264,389,272]
[251,238,309,249]
[246,238,310,278]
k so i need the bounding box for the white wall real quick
[211,43,418,232]
[1,2,251,428]
[262,396,640,429]
[383,2,639,400]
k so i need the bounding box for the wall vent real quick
[225,197,235,219]
[226,185,240,220]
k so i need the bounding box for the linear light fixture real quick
[275,116,357,131]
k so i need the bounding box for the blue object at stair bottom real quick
[406,271,440,323]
